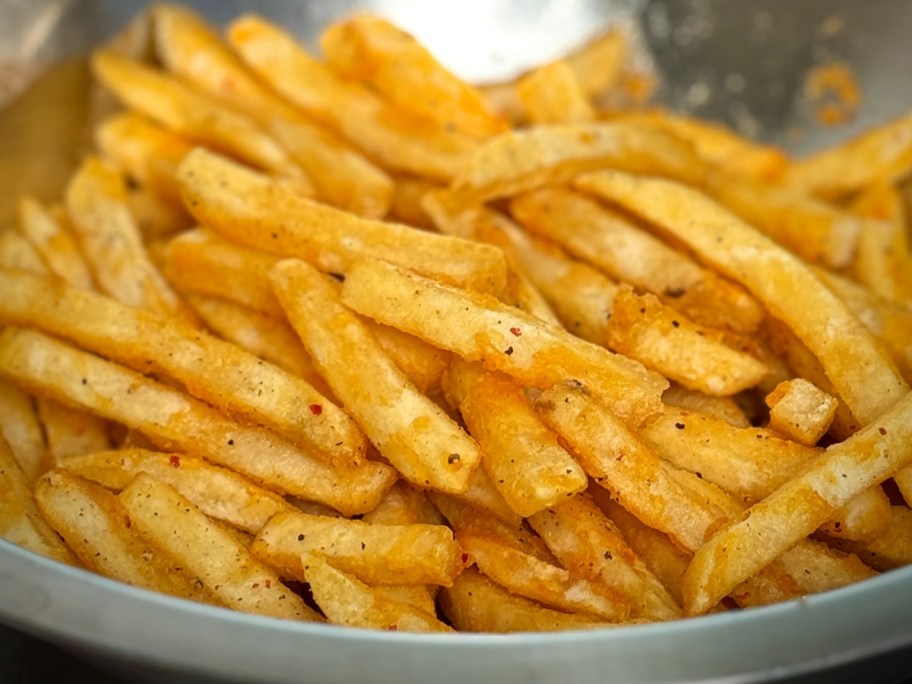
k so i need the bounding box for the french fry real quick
[510,187,764,333]
[661,384,750,429]
[35,469,214,601]
[388,175,440,229]
[0,436,76,564]
[446,121,709,206]
[682,390,912,615]
[606,287,769,396]
[816,486,893,542]
[0,327,395,516]
[120,474,319,620]
[252,510,461,587]
[765,378,838,446]
[152,4,393,218]
[61,448,295,533]
[271,258,481,493]
[340,258,667,429]
[228,15,477,180]
[445,360,587,516]
[563,28,629,103]
[830,506,912,572]
[320,14,505,139]
[16,197,94,290]
[0,379,47,483]
[440,568,606,632]
[0,268,366,466]
[0,230,47,274]
[178,148,508,294]
[36,399,111,462]
[574,171,909,425]
[124,185,192,238]
[772,538,877,595]
[516,60,595,124]
[300,552,453,632]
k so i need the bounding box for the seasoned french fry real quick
[661,384,750,429]
[772,538,877,595]
[271,258,481,493]
[388,175,440,229]
[178,148,508,294]
[0,437,76,564]
[0,327,396,516]
[228,15,477,180]
[0,378,46,483]
[61,449,295,533]
[0,268,366,466]
[510,187,764,333]
[37,399,111,462]
[341,258,667,428]
[120,474,319,620]
[16,197,94,289]
[765,378,838,446]
[830,506,912,572]
[817,486,892,542]
[517,60,595,125]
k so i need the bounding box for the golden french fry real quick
[831,506,912,572]
[563,28,629,102]
[124,185,192,238]
[340,258,667,429]
[0,327,395,515]
[16,197,95,289]
[0,378,47,483]
[661,384,750,428]
[252,510,461,587]
[682,390,912,615]
[606,287,769,396]
[321,14,506,139]
[120,474,319,620]
[510,187,764,333]
[178,148,508,294]
[0,230,47,274]
[516,60,595,125]
[817,486,893,542]
[765,378,838,446]
[299,552,452,632]
[574,170,909,425]
[36,399,110,462]
[61,448,295,533]
[228,15,477,180]
[0,268,366,466]
[271,258,481,493]
[0,437,76,564]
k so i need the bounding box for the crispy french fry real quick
[388,175,440,229]
[510,187,764,333]
[341,258,667,429]
[178,148,508,294]
[0,437,76,564]
[517,60,595,125]
[772,538,877,595]
[321,14,505,139]
[0,327,396,515]
[765,378,838,446]
[0,268,366,466]
[61,448,295,533]
[16,197,94,289]
[817,486,893,542]
[120,474,319,620]
[0,378,47,483]
[661,384,750,428]
[37,399,110,462]
[0,230,47,274]
[830,506,912,572]
[271,258,481,493]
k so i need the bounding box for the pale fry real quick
[0,378,47,483]
[575,171,909,425]
[120,474,318,620]
[0,268,366,466]
[682,390,912,615]
[661,384,750,428]
[817,486,892,542]
[0,230,47,274]
[271,258,480,493]
[340,258,667,429]
[765,378,838,446]
[61,449,295,534]
[37,398,111,462]
[0,327,395,516]
[16,196,94,289]
[517,60,595,125]
[178,148,508,294]
[252,510,461,586]
[774,539,877,596]
[832,506,912,572]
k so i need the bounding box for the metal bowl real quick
[2,1,912,682]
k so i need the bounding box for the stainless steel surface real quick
[2,2,912,682]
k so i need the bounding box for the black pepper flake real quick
[879,427,887,436]
[447,453,461,464]
[664,287,685,298]
[504,346,514,355]
[603,550,613,560]
[227,439,235,446]
[297,533,305,541]
[671,320,680,328]
[674,422,685,430]
[81,378,88,385]
[361,542,366,550]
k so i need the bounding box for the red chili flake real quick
[169,454,181,468]
[309,404,323,416]
[461,553,469,564]
[879,427,887,436]
[509,327,522,337]
[387,625,398,631]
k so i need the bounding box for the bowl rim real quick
[2,538,912,684]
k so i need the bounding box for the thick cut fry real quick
[446,361,587,516]
[517,60,595,125]
[120,474,318,620]
[321,14,505,139]
[272,259,480,493]
[575,171,909,425]
[61,449,294,533]
[252,510,461,587]
[0,327,395,516]
[152,4,393,218]
[64,156,192,321]
[765,378,838,446]
[447,122,709,206]
[606,287,769,396]
[178,148,507,294]
[511,187,764,333]
[300,552,452,632]
[0,268,365,466]
[341,258,667,429]
[440,568,605,633]
[528,493,682,620]
[16,197,94,289]
[228,15,477,180]
[0,437,75,564]
[35,470,213,601]
[682,390,912,615]
[37,398,111,462]
[0,379,46,483]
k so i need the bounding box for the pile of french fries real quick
[1,4,912,632]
